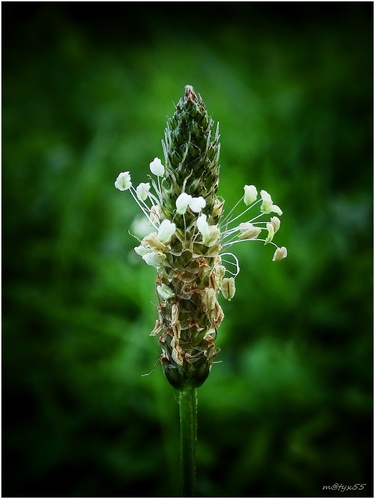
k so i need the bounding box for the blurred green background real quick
[3,2,373,497]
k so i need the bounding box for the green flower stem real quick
[178,384,197,496]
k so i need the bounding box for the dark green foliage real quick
[3,3,372,497]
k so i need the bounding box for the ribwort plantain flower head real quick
[115,85,287,389]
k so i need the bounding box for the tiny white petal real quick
[157,219,176,243]
[136,182,150,201]
[150,205,161,224]
[265,222,275,244]
[270,216,281,233]
[271,204,283,216]
[142,251,166,268]
[212,198,224,218]
[115,171,132,191]
[134,245,151,257]
[197,214,210,238]
[203,288,216,311]
[221,277,236,301]
[272,246,288,262]
[189,196,206,213]
[157,283,175,301]
[260,190,273,214]
[244,185,258,206]
[176,192,192,215]
[238,222,261,240]
[260,190,283,215]
[149,157,165,177]
[203,227,220,247]
[142,232,165,251]
[197,214,220,246]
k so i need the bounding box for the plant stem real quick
[178,384,197,496]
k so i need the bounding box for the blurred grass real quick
[2,3,373,497]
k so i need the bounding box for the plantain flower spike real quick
[115,85,287,389]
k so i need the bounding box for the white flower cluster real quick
[220,184,287,262]
[115,159,287,276]
[176,192,206,214]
